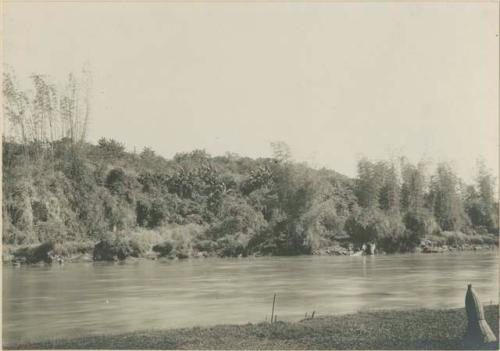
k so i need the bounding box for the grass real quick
[6,305,498,350]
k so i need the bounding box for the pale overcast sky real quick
[3,2,499,181]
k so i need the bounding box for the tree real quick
[403,209,437,242]
[355,159,397,211]
[270,141,292,163]
[140,147,156,160]
[3,67,30,143]
[105,168,127,195]
[379,162,400,214]
[428,162,468,232]
[355,158,381,208]
[400,159,426,212]
[465,161,498,233]
[345,208,389,246]
[59,67,92,144]
[3,66,91,146]
[97,138,126,159]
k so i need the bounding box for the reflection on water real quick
[3,251,498,343]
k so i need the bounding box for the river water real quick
[3,251,498,344]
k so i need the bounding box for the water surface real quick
[3,251,498,344]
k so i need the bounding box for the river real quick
[3,251,498,344]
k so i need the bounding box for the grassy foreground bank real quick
[7,305,498,350]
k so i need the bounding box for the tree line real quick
[2,70,498,261]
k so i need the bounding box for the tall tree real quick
[355,158,382,208]
[3,66,92,146]
[465,160,498,232]
[3,68,29,143]
[379,162,400,214]
[270,141,292,164]
[400,159,426,212]
[428,162,467,231]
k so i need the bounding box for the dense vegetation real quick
[2,138,498,262]
[2,69,498,262]
[7,305,499,350]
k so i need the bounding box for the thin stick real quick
[312,311,315,319]
[271,293,276,324]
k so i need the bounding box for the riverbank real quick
[3,232,498,266]
[7,305,498,350]
[4,244,498,266]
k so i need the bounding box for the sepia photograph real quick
[2,1,499,350]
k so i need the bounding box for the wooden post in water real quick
[271,293,276,324]
[464,284,497,347]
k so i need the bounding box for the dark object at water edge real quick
[464,284,497,349]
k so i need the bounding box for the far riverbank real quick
[3,231,498,265]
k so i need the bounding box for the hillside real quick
[2,139,498,263]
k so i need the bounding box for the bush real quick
[35,220,68,243]
[3,245,15,262]
[425,233,447,247]
[217,237,246,257]
[403,210,437,239]
[105,168,126,195]
[97,138,125,159]
[152,224,207,258]
[93,232,134,261]
[345,209,390,245]
[194,239,218,253]
[375,219,409,253]
[152,241,174,257]
[441,231,468,247]
[31,200,48,223]
[469,236,484,245]
[479,234,499,246]
[52,241,95,256]
[13,242,54,264]
[136,197,174,228]
[128,229,162,256]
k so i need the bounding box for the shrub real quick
[195,239,218,253]
[13,242,54,264]
[3,245,15,262]
[52,241,95,256]
[93,232,133,261]
[136,198,172,228]
[97,138,125,159]
[31,201,48,223]
[403,210,437,239]
[376,219,408,253]
[35,220,67,244]
[105,168,126,195]
[128,229,162,256]
[152,241,174,257]
[441,231,468,247]
[479,234,499,246]
[469,236,484,245]
[345,209,390,245]
[425,233,447,247]
[217,235,247,257]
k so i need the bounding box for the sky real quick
[3,1,499,182]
